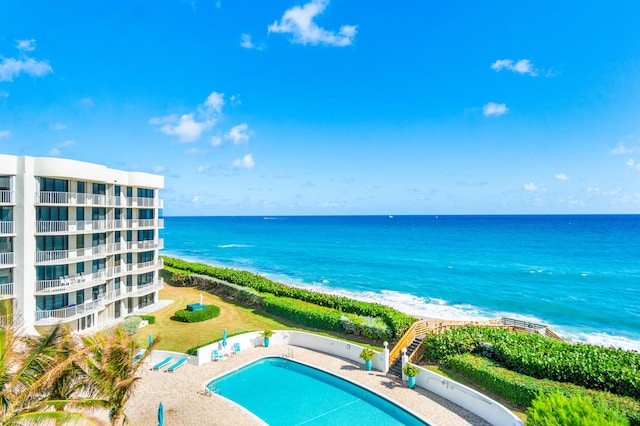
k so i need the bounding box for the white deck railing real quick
[0,221,14,235]
[35,299,105,324]
[0,252,15,265]
[0,190,14,204]
[0,282,14,298]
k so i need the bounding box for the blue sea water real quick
[161,215,640,351]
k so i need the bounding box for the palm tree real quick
[81,325,156,425]
[0,324,88,425]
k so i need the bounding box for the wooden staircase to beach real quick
[387,316,564,377]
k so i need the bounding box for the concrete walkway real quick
[125,345,492,426]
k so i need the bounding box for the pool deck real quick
[125,345,492,426]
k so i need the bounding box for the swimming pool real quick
[207,357,429,425]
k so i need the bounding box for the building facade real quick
[0,155,164,334]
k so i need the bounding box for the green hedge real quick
[423,326,640,400]
[140,315,156,324]
[190,274,264,306]
[262,295,343,332]
[527,392,630,426]
[172,305,221,323]
[162,256,416,338]
[446,354,640,425]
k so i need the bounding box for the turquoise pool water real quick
[207,357,428,425]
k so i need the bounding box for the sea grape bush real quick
[446,354,640,425]
[173,305,220,323]
[162,256,415,337]
[527,392,630,426]
[423,326,640,400]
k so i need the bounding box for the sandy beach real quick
[125,344,491,426]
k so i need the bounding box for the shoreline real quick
[161,252,640,352]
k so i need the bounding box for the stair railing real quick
[389,319,429,367]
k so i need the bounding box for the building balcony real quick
[126,239,164,251]
[0,252,15,266]
[0,190,14,205]
[35,299,106,325]
[124,218,164,229]
[125,197,164,208]
[112,279,163,301]
[35,219,109,234]
[0,282,14,300]
[125,258,164,274]
[35,244,107,265]
[35,270,108,294]
[36,191,108,206]
[0,220,14,236]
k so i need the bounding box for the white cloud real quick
[197,165,210,174]
[626,158,640,172]
[192,195,200,203]
[554,173,569,181]
[232,153,255,169]
[0,90,9,98]
[268,0,357,47]
[483,102,508,117]
[152,166,166,173]
[491,59,538,76]
[0,130,10,138]
[51,123,67,130]
[523,182,538,191]
[610,142,634,155]
[0,56,52,82]
[210,135,222,146]
[240,34,260,50]
[150,91,225,143]
[230,94,241,106]
[49,139,75,157]
[16,39,36,52]
[225,123,251,144]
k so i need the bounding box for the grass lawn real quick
[133,284,382,353]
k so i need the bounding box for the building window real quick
[137,271,154,286]
[77,181,85,193]
[36,207,68,221]
[114,231,121,243]
[92,208,106,220]
[114,185,121,196]
[137,188,154,198]
[0,237,12,253]
[36,235,68,251]
[36,293,69,310]
[92,183,106,195]
[36,265,68,281]
[138,251,154,263]
[76,207,84,221]
[76,262,84,274]
[137,230,154,241]
[126,208,132,219]
[138,209,154,219]
[76,290,85,305]
[39,178,68,192]
[0,207,13,221]
[114,208,122,219]
[126,187,132,197]
[0,176,10,191]
[91,258,105,273]
[91,233,106,247]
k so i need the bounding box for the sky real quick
[1,0,640,216]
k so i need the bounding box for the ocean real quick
[160,215,640,351]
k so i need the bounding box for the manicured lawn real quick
[134,284,382,353]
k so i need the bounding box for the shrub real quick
[190,274,264,306]
[527,392,629,426]
[122,316,142,334]
[445,354,640,425]
[402,364,421,377]
[172,305,221,323]
[339,315,392,340]
[359,348,375,361]
[140,315,155,324]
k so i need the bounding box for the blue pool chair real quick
[212,349,224,361]
[152,357,173,370]
[167,358,188,372]
[231,342,241,355]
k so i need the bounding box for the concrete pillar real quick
[401,347,408,381]
[382,341,389,373]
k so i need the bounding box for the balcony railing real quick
[0,190,14,204]
[36,191,164,209]
[35,220,109,233]
[0,252,14,265]
[0,282,14,299]
[0,221,14,235]
[126,239,164,251]
[35,270,109,294]
[35,299,105,324]
[35,244,107,264]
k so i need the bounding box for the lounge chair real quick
[152,357,173,370]
[212,349,224,361]
[133,352,144,364]
[167,358,187,372]
[231,342,241,355]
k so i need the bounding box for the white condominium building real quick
[0,155,165,334]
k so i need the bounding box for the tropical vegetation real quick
[162,256,416,339]
[0,323,153,425]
